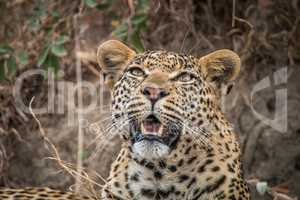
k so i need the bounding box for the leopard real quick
[0,187,95,199]
[0,40,250,200]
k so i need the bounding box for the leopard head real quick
[97,40,240,160]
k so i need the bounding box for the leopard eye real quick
[174,72,196,83]
[127,67,145,77]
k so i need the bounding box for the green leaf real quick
[54,35,69,45]
[7,56,17,75]
[130,31,144,53]
[112,23,128,41]
[51,44,67,57]
[0,60,5,81]
[38,45,50,66]
[34,2,47,18]
[51,10,60,18]
[84,0,97,8]
[96,0,117,10]
[132,14,147,27]
[96,2,110,10]
[80,150,90,160]
[18,51,29,66]
[0,44,14,54]
[44,54,59,74]
[28,18,40,30]
[137,0,149,12]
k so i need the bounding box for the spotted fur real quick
[0,40,250,200]
[99,41,250,200]
[0,187,95,199]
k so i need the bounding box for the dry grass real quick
[29,96,105,199]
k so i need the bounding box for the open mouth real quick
[142,114,162,135]
[130,114,181,148]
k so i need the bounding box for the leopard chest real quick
[124,161,190,200]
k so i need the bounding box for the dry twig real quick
[29,97,104,200]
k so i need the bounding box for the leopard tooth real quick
[158,124,164,137]
[141,123,146,134]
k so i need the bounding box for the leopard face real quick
[97,40,240,161]
[96,40,250,200]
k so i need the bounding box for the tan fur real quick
[98,41,249,200]
[199,49,241,82]
[97,40,136,89]
[0,40,249,200]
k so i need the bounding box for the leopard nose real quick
[142,86,169,104]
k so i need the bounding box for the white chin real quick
[132,140,170,160]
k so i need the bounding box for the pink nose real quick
[142,86,169,104]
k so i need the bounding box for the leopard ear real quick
[199,49,241,83]
[97,40,136,89]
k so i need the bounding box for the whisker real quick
[87,112,143,152]
[176,120,215,148]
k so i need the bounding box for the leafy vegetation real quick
[37,35,69,74]
[0,0,149,80]
[112,0,149,53]
[83,0,149,52]
[0,44,23,80]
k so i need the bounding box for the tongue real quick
[143,122,160,133]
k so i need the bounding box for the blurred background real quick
[0,0,299,199]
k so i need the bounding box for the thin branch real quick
[73,14,85,193]
[232,0,236,27]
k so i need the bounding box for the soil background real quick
[0,0,299,199]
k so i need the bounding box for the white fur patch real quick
[132,140,170,160]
